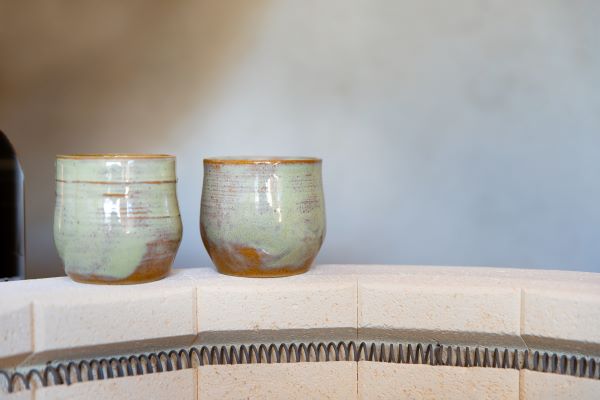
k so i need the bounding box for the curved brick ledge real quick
[1,264,599,399]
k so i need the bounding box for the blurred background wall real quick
[1,0,599,278]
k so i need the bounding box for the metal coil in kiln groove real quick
[1,341,599,393]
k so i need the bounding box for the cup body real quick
[200,157,326,277]
[54,154,182,284]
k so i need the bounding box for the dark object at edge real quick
[0,130,24,280]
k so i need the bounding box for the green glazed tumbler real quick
[200,157,326,277]
[54,154,182,284]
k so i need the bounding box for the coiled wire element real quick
[1,341,599,393]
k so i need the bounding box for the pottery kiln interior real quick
[1,264,599,399]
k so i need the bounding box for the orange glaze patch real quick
[237,246,262,269]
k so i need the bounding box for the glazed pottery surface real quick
[54,154,182,284]
[200,157,326,277]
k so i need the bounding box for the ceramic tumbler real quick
[200,157,326,277]
[54,154,182,284]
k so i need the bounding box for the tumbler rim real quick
[204,156,321,165]
[57,153,174,160]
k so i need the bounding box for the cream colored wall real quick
[1,0,598,278]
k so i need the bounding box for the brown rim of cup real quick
[204,156,321,165]
[56,153,175,159]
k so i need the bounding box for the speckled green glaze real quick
[54,154,182,284]
[200,157,326,277]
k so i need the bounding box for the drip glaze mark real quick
[124,215,180,220]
